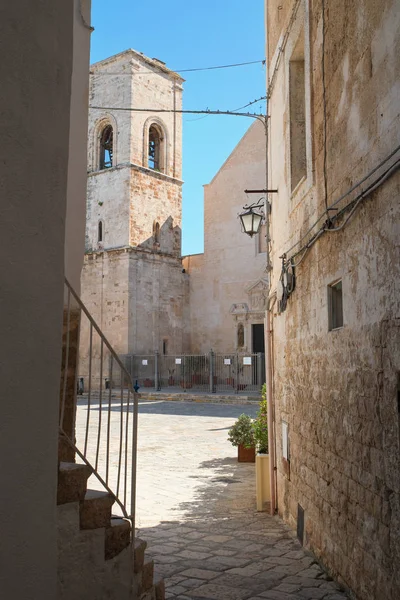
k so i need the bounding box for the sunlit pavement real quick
[134,400,350,600]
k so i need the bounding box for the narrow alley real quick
[133,400,350,600]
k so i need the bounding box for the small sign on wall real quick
[142,359,148,366]
[175,358,182,365]
[224,358,231,365]
[243,357,252,365]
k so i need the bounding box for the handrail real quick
[60,277,138,530]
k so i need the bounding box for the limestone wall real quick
[267,1,400,597]
[183,120,268,354]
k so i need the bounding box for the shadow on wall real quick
[136,215,181,256]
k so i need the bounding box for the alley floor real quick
[134,400,350,600]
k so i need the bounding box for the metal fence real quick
[118,352,265,395]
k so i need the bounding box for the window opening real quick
[99,125,113,170]
[328,280,343,330]
[98,221,103,242]
[289,32,306,192]
[153,221,160,245]
[148,125,162,171]
[237,323,245,349]
[163,339,168,355]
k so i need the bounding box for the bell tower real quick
[81,49,188,356]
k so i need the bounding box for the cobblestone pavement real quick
[133,400,350,600]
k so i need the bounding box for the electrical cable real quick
[286,153,400,264]
[282,143,400,258]
[90,59,265,78]
[175,59,265,73]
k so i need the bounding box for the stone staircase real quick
[57,461,164,600]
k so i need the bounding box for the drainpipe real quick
[265,292,277,515]
[264,3,276,516]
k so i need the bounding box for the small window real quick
[98,221,103,242]
[162,339,168,355]
[153,221,160,244]
[328,280,343,330]
[99,125,113,170]
[148,125,163,171]
[237,323,244,348]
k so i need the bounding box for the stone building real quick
[183,120,269,355]
[264,1,400,598]
[81,49,189,376]
[81,49,270,390]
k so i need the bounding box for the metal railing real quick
[60,278,138,525]
[119,351,265,395]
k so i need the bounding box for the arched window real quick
[148,124,163,171]
[99,125,113,170]
[98,221,103,242]
[153,221,160,245]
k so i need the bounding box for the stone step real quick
[57,462,92,505]
[140,559,154,595]
[134,537,147,573]
[154,574,165,600]
[80,489,114,530]
[105,518,131,560]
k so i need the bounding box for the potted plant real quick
[253,384,270,511]
[227,414,256,462]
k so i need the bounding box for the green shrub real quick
[227,414,255,448]
[253,383,268,453]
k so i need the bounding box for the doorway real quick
[252,323,265,353]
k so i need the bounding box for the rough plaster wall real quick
[128,253,188,355]
[86,167,131,251]
[81,249,188,366]
[183,121,268,353]
[130,168,182,254]
[0,2,73,597]
[267,1,400,598]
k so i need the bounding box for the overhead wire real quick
[90,59,265,78]
[285,149,400,265]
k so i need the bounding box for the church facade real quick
[81,48,269,387]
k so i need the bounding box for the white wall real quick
[0,2,75,598]
[65,0,92,293]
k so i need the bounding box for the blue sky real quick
[90,0,266,255]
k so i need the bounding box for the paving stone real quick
[179,568,218,580]
[76,400,349,600]
[298,588,329,599]
[185,582,251,599]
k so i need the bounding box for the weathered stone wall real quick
[183,120,269,354]
[267,1,400,598]
[81,248,189,367]
[82,50,186,360]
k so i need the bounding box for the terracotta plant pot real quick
[143,378,153,388]
[180,381,193,389]
[238,444,256,463]
[168,377,175,386]
[226,377,235,387]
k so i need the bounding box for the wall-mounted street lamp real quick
[239,201,264,237]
